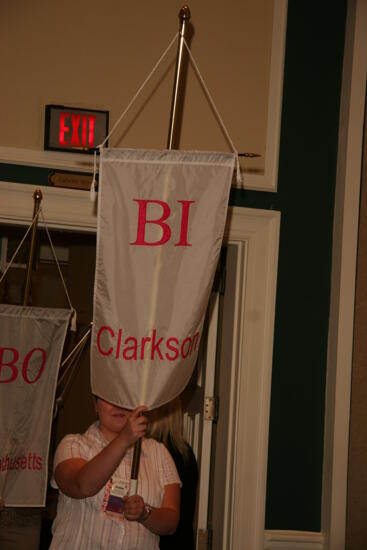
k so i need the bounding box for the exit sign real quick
[44,105,109,154]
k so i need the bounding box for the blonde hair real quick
[148,397,190,460]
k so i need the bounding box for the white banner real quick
[91,148,235,409]
[0,305,71,506]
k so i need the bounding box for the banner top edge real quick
[0,304,72,320]
[100,147,236,166]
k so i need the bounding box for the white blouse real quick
[50,422,181,550]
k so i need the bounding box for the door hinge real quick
[204,396,219,422]
[197,528,213,550]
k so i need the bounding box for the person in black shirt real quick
[148,397,198,550]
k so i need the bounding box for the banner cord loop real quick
[182,37,242,184]
[90,31,242,192]
[99,32,180,151]
[90,32,179,196]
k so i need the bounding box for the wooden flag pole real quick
[23,189,42,305]
[167,5,191,150]
[130,4,191,492]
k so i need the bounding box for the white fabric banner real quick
[91,148,235,409]
[0,305,71,506]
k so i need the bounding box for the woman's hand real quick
[123,494,145,522]
[123,484,180,535]
[120,406,148,447]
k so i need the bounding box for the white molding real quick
[322,1,367,549]
[0,181,97,232]
[225,207,280,549]
[0,146,95,173]
[264,531,324,550]
[220,241,245,549]
[240,0,287,192]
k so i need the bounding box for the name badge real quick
[103,478,130,517]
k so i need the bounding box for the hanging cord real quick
[99,32,179,150]
[54,347,84,421]
[53,325,91,420]
[90,32,180,198]
[89,31,241,191]
[39,210,77,330]
[57,324,92,389]
[0,210,41,286]
[0,209,77,330]
[183,38,242,184]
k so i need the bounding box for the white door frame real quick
[322,1,367,549]
[223,208,280,549]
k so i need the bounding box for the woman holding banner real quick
[50,397,181,549]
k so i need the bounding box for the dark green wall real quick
[0,0,347,533]
[230,1,347,532]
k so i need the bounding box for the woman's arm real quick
[55,406,148,499]
[123,483,180,535]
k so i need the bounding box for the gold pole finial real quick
[33,188,43,202]
[179,5,191,22]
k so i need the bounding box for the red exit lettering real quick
[59,112,96,148]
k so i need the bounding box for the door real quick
[183,244,241,550]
